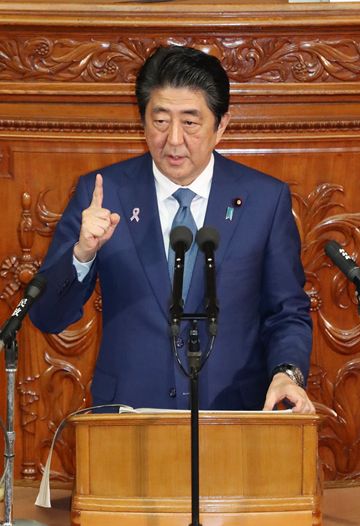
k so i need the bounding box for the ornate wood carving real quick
[35,189,67,237]
[0,36,359,84]
[0,186,100,481]
[0,193,43,479]
[0,37,146,83]
[220,37,360,83]
[0,193,41,305]
[39,352,86,482]
[291,182,360,484]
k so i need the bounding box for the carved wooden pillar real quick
[16,192,42,479]
[0,192,41,478]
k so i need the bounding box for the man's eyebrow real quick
[152,106,169,114]
[152,106,201,117]
[181,109,201,117]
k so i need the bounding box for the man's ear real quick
[216,112,231,143]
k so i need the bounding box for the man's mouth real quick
[166,154,186,165]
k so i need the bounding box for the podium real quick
[70,412,322,526]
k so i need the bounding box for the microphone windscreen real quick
[25,274,47,300]
[196,226,220,252]
[325,240,357,278]
[170,225,193,252]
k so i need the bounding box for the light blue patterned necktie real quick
[168,188,198,301]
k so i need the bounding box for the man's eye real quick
[154,120,168,128]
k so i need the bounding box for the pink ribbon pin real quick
[130,208,140,222]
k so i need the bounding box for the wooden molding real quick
[0,36,359,87]
[1,119,360,136]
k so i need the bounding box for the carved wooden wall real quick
[0,0,359,487]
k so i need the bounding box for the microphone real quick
[325,240,360,288]
[196,226,220,336]
[169,226,193,335]
[0,274,47,348]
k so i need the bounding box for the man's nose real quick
[167,122,184,146]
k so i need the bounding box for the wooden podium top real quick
[70,410,321,425]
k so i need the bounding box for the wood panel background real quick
[0,0,359,487]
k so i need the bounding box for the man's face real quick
[144,86,230,186]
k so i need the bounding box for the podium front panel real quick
[70,412,322,526]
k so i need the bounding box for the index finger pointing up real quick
[91,173,103,208]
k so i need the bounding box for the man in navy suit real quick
[30,45,315,413]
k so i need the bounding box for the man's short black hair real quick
[135,45,230,128]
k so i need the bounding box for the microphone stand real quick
[169,225,219,526]
[187,319,202,526]
[1,330,48,526]
[175,312,209,526]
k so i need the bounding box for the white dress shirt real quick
[73,154,214,281]
[153,154,213,254]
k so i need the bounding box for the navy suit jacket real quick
[30,151,312,411]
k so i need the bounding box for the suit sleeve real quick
[259,183,312,382]
[29,174,98,333]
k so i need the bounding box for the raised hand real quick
[74,173,120,262]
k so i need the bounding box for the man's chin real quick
[154,157,199,184]
[164,169,196,186]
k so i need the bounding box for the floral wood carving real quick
[290,182,360,482]
[310,360,360,482]
[221,37,360,83]
[35,187,76,237]
[291,183,360,317]
[0,37,150,82]
[0,192,44,478]
[42,319,96,357]
[0,192,41,306]
[34,189,63,236]
[0,36,360,83]
[38,352,87,481]
[0,188,99,481]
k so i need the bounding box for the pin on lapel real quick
[226,197,242,221]
[225,206,234,221]
[130,207,140,222]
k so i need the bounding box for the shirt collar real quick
[153,154,214,202]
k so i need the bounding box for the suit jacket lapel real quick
[185,152,249,314]
[117,154,172,320]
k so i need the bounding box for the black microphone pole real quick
[0,273,47,526]
[169,226,193,336]
[325,240,360,315]
[187,319,202,526]
[196,227,220,336]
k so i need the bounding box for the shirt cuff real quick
[73,254,96,282]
